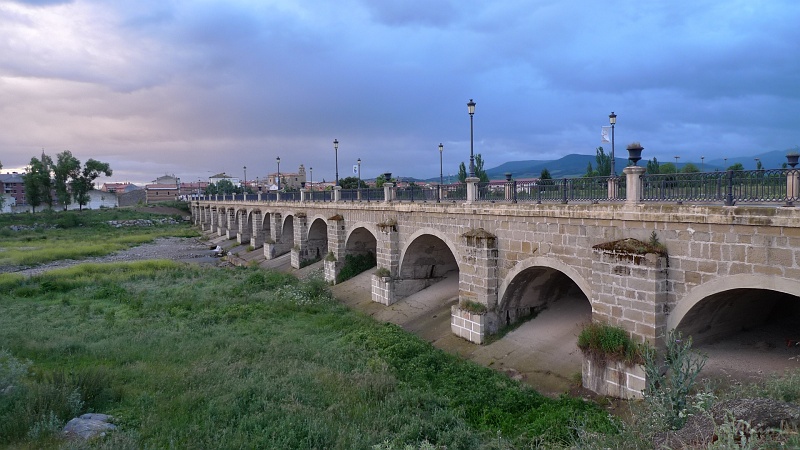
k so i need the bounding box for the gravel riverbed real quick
[3,237,219,277]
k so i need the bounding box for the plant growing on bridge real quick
[577,322,644,366]
[374,267,390,278]
[458,299,487,314]
[336,252,376,283]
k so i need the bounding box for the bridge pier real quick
[209,207,218,233]
[217,208,228,236]
[290,213,308,269]
[225,209,237,239]
[237,210,250,244]
[371,220,399,304]
[450,228,499,344]
[250,211,264,249]
[324,214,346,283]
[263,213,282,259]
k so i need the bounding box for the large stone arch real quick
[399,228,462,275]
[393,229,460,302]
[668,274,800,341]
[345,222,378,257]
[280,214,295,248]
[306,217,328,261]
[497,256,592,328]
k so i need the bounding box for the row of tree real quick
[23,151,112,212]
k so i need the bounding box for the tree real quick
[658,163,677,174]
[71,159,112,211]
[23,154,53,213]
[584,162,596,178]
[457,162,467,183]
[475,154,489,182]
[54,150,81,210]
[594,146,611,176]
[339,176,367,189]
[727,162,745,171]
[681,163,699,173]
[756,159,764,170]
[539,168,552,184]
[646,157,660,174]
[0,160,4,211]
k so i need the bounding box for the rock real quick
[62,413,117,440]
[654,398,800,448]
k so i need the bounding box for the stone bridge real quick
[192,174,800,397]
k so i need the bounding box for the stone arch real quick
[399,228,461,275]
[281,214,295,247]
[345,222,378,257]
[306,217,328,260]
[668,274,800,344]
[498,256,592,328]
[399,231,459,280]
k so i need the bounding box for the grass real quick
[0,262,617,449]
[0,208,197,267]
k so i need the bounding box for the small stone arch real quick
[345,222,378,257]
[498,256,592,327]
[307,217,328,260]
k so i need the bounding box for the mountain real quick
[416,149,797,182]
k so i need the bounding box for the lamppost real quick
[675,156,680,166]
[357,158,361,197]
[609,112,617,176]
[724,157,728,169]
[467,99,476,178]
[701,156,705,172]
[243,166,247,190]
[755,157,760,169]
[276,156,281,190]
[333,139,339,186]
[439,143,444,186]
[309,167,313,192]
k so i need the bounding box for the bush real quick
[336,252,376,283]
[577,322,643,365]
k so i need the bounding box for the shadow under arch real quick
[395,228,460,303]
[669,275,800,331]
[497,256,592,328]
[345,222,378,257]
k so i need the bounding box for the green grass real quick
[0,262,616,449]
[0,209,197,266]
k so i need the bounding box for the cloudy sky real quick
[1,0,798,184]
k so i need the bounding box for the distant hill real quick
[416,149,796,182]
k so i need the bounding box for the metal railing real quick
[195,169,800,207]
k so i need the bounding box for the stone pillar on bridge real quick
[451,228,498,344]
[465,177,480,204]
[217,208,228,237]
[624,166,646,204]
[263,213,282,259]
[607,176,620,200]
[290,213,308,269]
[204,206,213,232]
[383,183,395,203]
[225,209,237,239]
[250,211,264,249]
[300,188,307,202]
[787,170,800,205]
[333,186,342,202]
[324,214,346,283]
[209,207,218,233]
[584,239,669,399]
[371,219,399,305]
[237,210,250,244]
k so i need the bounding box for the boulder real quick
[654,398,800,448]
[62,413,116,440]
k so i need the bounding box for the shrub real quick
[374,267,390,278]
[336,252,376,283]
[577,322,643,365]
[0,349,30,391]
[458,299,487,314]
[642,330,707,430]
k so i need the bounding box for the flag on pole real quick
[601,126,611,143]
[353,165,359,174]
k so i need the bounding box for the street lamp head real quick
[333,139,339,150]
[439,143,443,153]
[609,111,617,125]
[276,156,280,163]
[357,158,361,164]
[467,99,476,116]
